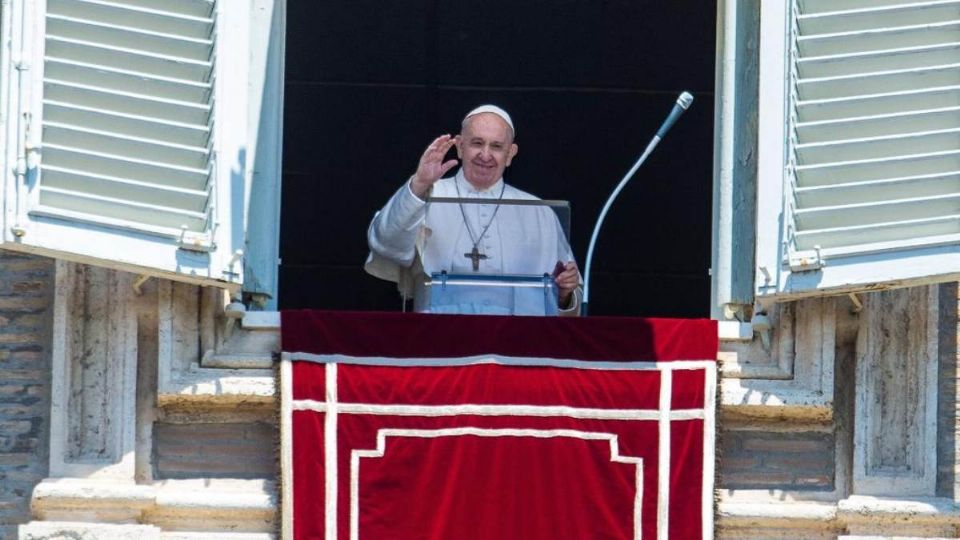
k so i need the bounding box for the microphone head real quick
[677,91,694,110]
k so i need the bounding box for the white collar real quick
[455,170,504,196]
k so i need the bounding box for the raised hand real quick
[410,135,459,197]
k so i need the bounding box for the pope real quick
[365,105,582,315]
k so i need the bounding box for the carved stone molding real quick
[48,261,138,479]
[21,478,275,538]
[199,287,277,369]
[156,281,275,406]
[720,297,836,420]
[854,285,939,496]
[718,494,960,538]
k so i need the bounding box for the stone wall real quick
[721,430,835,491]
[15,262,277,539]
[718,285,955,539]
[0,253,54,539]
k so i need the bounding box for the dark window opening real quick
[280,1,716,317]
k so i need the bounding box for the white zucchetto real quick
[463,105,515,135]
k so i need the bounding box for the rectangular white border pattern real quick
[703,357,717,540]
[280,355,716,540]
[283,352,711,372]
[292,401,706,421]
[281,359,294,540]
[350,428,644,540]
[659,370,672,540]
[325,363,338,540]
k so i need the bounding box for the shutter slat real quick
[798,63,960,100]
[796,171,960,206]
[45,58,211,103]
[795,215,960,251]
[43,122,209,169]
[45,81,210,125]
[37,187,207,231]
[796,128,960,165]
[98,0,214,20]
[47,15,213,62]
[46,36,212,82]
[798,42,960,78]
[801,0,959,16]
[42,166,209,212]
[797,106,960,144]
[48,0,214,39]
[795,193,960,229]
[45,101,210,146]
[798,1,960,34]
[796,149,960,182]
[797,85,960,122]
[799,20,960,57]
[44,146,209,191]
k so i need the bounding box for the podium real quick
[420,196,572,316]
[426,271,559,316]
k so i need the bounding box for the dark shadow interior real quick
[280,1,717,317]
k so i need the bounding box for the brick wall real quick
[153,422,276,479]
[720,430,835,491]
[0,252,54,538]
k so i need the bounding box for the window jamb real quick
[755,0,791,301]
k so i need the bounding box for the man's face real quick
[456,113,518,190]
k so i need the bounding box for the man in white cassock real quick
[365,105,582,315]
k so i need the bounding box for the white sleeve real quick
[367,179,427,267]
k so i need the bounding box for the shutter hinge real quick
[222,250,244,282]
[788,246,823,272]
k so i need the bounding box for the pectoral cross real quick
[464,246,488,271]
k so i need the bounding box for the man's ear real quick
[454,135,463,159]
[505,143,518,167]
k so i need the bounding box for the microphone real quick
[656,91,695,139]
[582,92,695,315]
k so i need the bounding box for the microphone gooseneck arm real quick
[582,92,694,315]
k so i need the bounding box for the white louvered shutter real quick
[755,0,960,301]
[1,0,267,289]
[41,0,215,235]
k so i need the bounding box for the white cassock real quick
[365,171,580,314]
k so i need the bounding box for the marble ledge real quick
[718,320,753,341]
[28,478,276,534]
[241,312,280,330]
[20,522,275,540]
[719,495,960,532]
